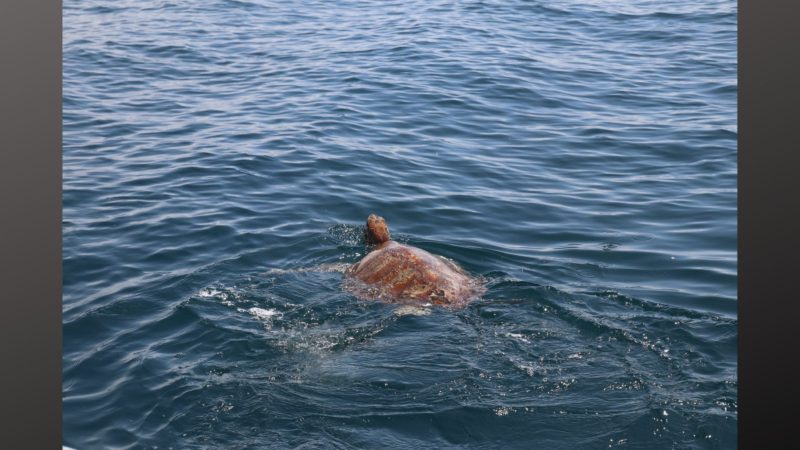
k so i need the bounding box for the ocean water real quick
[63,1,737,448]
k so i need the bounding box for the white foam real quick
[394,305,431,316]
[264,262,352,275]
[515,362,537,377]
[494,406,514,416]
[249,307,280,321]
[506,332,530,343]
[198,288,221,298]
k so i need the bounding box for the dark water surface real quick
[63,0,737,448]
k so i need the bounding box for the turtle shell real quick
[344,241,484,306]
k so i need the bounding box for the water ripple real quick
[64,0,736,448]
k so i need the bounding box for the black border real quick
[0,1,62,449]
[2,0,800,448]
[738,0,800,447]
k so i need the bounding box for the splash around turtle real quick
[343,214,486,308]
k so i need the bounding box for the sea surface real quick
[63,0,737,448]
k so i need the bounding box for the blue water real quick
[63,0,737,448]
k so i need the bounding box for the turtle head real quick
[365,214,391,246]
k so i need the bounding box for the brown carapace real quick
[344,214,485,307]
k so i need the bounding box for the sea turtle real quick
[343,214,485,307]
